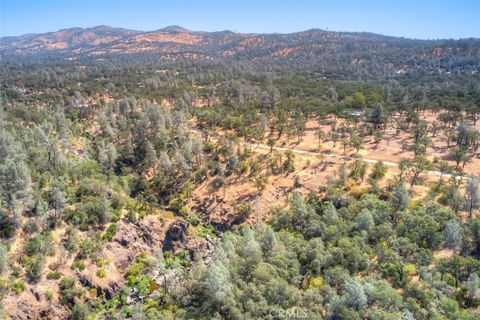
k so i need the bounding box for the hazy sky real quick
[1,0,479,39]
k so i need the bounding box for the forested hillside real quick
[2,26,480,83]
[0,26,480,320]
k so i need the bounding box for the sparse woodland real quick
[0,28,480,319]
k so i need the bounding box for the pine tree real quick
[0,244,7,274]
[262,227,277,254]
[402,310,415,320]
[356,209,374,231]
[0,130,22,163]
[445,219,462,253]
[106,143,117,175]
[205,261,231,307]
[47,186,65,217]
[0,160,31,207]
[344,278,367,311]
[465,273,480,303]
[322,202,339,224]
[391,181,410,211]
[466,176,480,218]
[145,141,158,168]
[338,163,348,186]
[370,161,387,181]
[158,151,172,172]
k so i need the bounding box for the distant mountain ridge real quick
[0,26,142,52]
[1,25,479,79]
[0,25,460,57]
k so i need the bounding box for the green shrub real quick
[22,220,39,233]
[63,228,78,252]
[96,268,107,278]
[11,280,25,293]
[197,225,215,238]
[59,276,83,306]
[211,176,224,189]
[24,238,42,256]
[187,213,200,226]
[11,266,21,278]
[234,203,252,218]
[111,209,121,222]
[103,223,117,241]
[127,210,138,222]
[0,210,15,238]
[47,271,63,280]
[76,178,108,199]
[111,193,124,209]
[126,274,152,296]
[0,279,7,296]
[25,255,44,283]
[238,161,250,174]
[71,302,90,320]
[76,160,101,178]
[76,234,102,260]
[96,259,104,267]
[71,261,86,271]
[0,244,7,274]
[59,276,75,291]
[178,206,191,217]
[66,196,112,226]
[403,264,417,276]
[125,252,155,277]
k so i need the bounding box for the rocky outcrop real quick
[4,214,212,319]
[4,291,69,320]
[107,216,169,270]
[113,216,166,250]
[113,220,146,250]
[163,220,189,251]
[77,266,123,300]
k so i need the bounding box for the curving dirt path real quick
[252,143,470,181]
[190,128,470,181]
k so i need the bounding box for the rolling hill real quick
[1,25,478,62]
[2,25,479,84]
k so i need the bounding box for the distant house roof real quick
[347,110,365,117]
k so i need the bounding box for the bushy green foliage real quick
[103,223,117,241]
[24,255,44,283]
[59,276,83,306]
[125,253,156,295]
[46,271,63,280]
[0,244,7,274]
[11,280,25,294]
[1,37,480,320]
[119,191,480,319]
[76,233,104,260]
[70,303,90,320]
[96,268,107,278]
[71,261,86,271]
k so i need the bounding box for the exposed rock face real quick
[105,242,136,270]
[113,216,166,249]
[4,292,69,320]
[77,267,123,300]
[209,211,249,232]
[113,220,144,250]
[163,220,189,251]
[4,214,209,320]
